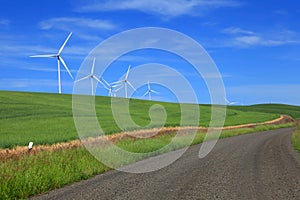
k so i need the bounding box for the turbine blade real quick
[142,91,148,97]
[112,84,122,88]
[147,81,150,90]
[127,81,136,91]
[101,78,110,87]
[224,97,230,104]
[30,54,57,58]
[125,64,131,80]
[94,76,107,89]
[93,76,101,83]
[75,76,90,82]
[104,86,110,91]
[111,80,123,85]
[114,86,123,92]
[151,90,159,95]
[58,32,72,55]
[59,56,73,79]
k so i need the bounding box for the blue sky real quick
[0,0,300,105]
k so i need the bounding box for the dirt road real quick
[32,128,300,200]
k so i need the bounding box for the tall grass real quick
[0,123,294,199]
[0,148,109,199]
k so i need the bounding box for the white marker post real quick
[28,142,33,151]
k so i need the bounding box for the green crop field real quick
[1,90,296,149]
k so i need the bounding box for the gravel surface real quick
[31,128,300,200]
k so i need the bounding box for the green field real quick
[0,90,284,148]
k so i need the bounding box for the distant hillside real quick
[232,104,300,119]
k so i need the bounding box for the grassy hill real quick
[1,90,296,148]
[232,104,300,119]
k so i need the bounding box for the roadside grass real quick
[292,122,300,152]
[0,123,294,199]
[0,91,281,149]
[0,148,109,200]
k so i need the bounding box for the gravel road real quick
[32,128,300,200]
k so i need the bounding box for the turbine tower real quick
[113,65,135,98]
[30,32,73,94]
[76,57,105,96]
[142,81,159,100]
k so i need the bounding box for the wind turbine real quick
[30,32,73,94]
[113,86,124,97]
[225,97,238,105]
[112,65,136,98]
[142,81,159,100]
[101,78,123,97]
[76,57,105,96]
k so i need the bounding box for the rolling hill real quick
[1,90,297,148]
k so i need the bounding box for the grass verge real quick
[0,123,294,199]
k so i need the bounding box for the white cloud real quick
[37,17,116,42]
[22,66,77,74]
[39,17,116,31]
[77,0,242,18]
[234,35,261,45]
[0,78,74,93]
[0,19,10,26]
[0,78,57,88]
[0,39,58,58]
[219,27,300,48]
[0,35,93,59]
[222,27,254,35]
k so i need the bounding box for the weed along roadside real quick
[292,119,300,151]
[0,116,295,199]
